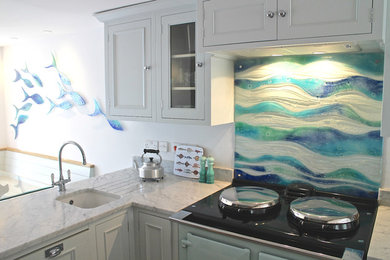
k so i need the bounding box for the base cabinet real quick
[95,212,130,260]
[178,223,319,260]
[16,229,92,260]
[134,209,172,260]
[14,211,130,260]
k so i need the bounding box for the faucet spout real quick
[53,141,87,192]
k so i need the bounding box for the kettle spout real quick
[133,158,139,172]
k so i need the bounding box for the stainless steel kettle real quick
[134,149,164,181]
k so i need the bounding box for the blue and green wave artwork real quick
[234,52,384,199]
[10,53,123,139]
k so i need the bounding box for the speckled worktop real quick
[367,206,390,260]
[0,168,230,259]
[1,169,389,260]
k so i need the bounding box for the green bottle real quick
[206,157,214,184]
[199,156,207,183]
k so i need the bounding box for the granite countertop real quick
[367,205,390,260]
[0,168,230,259]
[0,168,389,260]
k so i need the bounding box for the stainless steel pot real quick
[134,149,164,181]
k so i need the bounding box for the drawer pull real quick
[45,243,64,258]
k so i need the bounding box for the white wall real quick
[2,28,235,176]
[0,47,6,148]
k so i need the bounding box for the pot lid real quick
[289,196,359,224]
[219,186,280,209]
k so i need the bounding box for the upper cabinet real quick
[159,11,205,121]
[107,18,153,119]
[95,0,234,126]
[199,0,384,50]
[203,0,277,46]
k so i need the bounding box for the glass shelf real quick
[172,53,196,59]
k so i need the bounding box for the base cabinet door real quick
[182,233,250,260]
[17,230,91,260]
[95,212,130,260]
[138,211,172,260]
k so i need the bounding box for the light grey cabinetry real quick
[95,0,234,125]
[106,18,153,119]
[16,229,92,260]
[202,0,277,46]
[178,223,319,260]
[160,11,205,121]
[200,0,380,49]
[95,212,130,260]
[134,208,172,260]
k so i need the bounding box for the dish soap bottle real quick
[206,157,214,184]
[199,156,207,183]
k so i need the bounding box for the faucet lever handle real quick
[51,173,55,186]
[67,169,71,181]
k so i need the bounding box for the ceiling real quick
[0,0,152,47]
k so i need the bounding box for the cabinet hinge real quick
[369,8,374,23]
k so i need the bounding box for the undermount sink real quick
[56,189,120,209]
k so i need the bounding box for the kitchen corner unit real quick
[95,0,234,126]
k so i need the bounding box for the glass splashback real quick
[234,52,384,199]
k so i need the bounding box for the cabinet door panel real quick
[278,0,372,39]
[139,212,171,260]
[259,252,288,260]
[107,19,152,118]
[17,230,91,260]
[184,233,250,260]
[95,213,129,260]
[161,11,205,120]
[203,0,277,46]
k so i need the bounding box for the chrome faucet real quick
[51,141,87,192]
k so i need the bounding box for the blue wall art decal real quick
[234,52,384,199]
[10,53,123,139]
[88,99,123,131]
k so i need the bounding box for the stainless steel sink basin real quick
[56,189,120,209]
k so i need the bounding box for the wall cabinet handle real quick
[266,11,275,18]
[278,10,287,17]
[196,62,203,68]
[144,66,151,71]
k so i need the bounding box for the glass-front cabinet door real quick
[160,11,204,120]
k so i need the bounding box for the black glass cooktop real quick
[181,179,378,259]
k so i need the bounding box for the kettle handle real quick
[141,149,162,164]
[144,149,160,154]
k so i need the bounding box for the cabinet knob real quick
[196,62,203,68]
[266,11,275,18]
[278,10,287,17]
[144,66,151,71]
